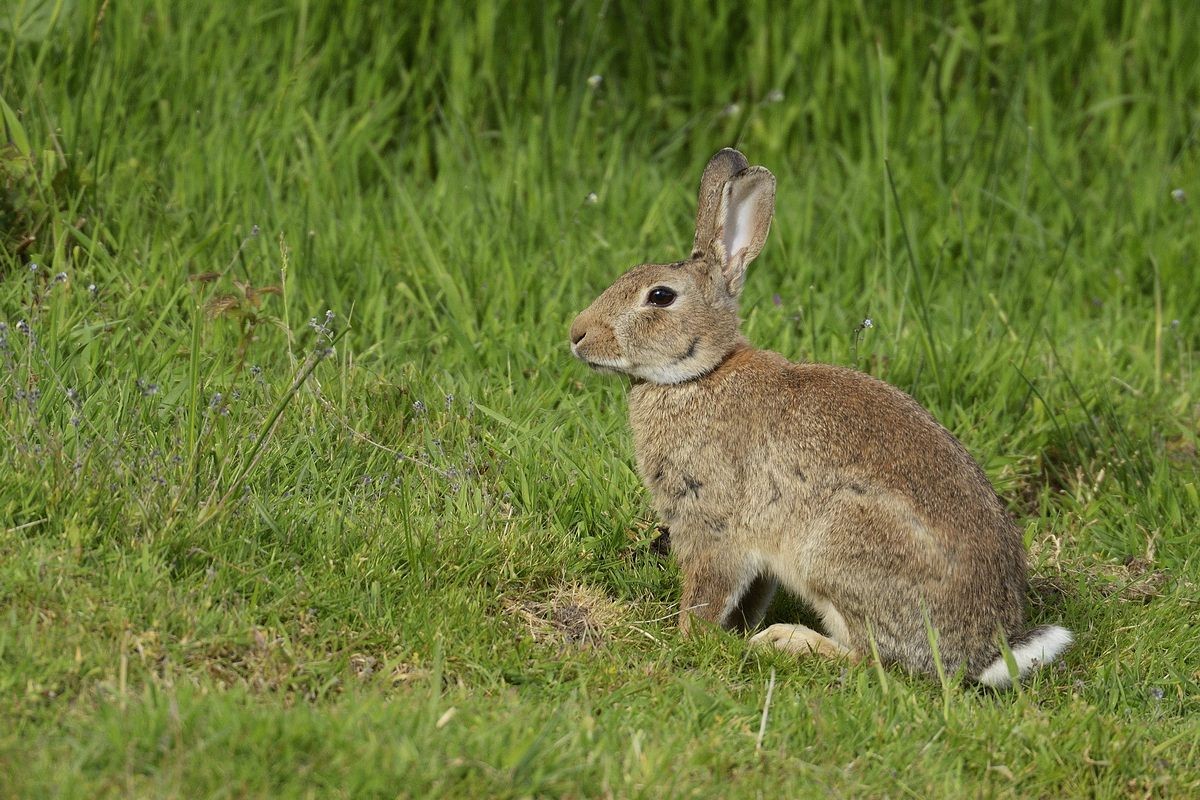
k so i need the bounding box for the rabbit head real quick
[569,149,776,384]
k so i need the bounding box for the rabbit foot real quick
[751,623,857,662]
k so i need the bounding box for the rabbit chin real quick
[628,360,708,384]
[579,355,704,384]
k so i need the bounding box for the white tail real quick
[976,625,1074,688]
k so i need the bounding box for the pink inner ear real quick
[723,197,758,268]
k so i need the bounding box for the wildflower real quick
[309,309,336,342]
[412,400,426,415]
[29,263,38,272]
[721,103,742,117]
[1171,188,1186,204]
[587,74,603,89]
[772,293,783,307]
[15,319,31,336]
[862,318,873,329]
[53,271,68,284]
[88,283,98,296]
[445,393,454,409]
[765,89,784,104]
[66,387,82,423]
[585,192,599,205]
[137,378,159,396]
[250,224,261,237]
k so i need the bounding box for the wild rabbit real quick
[569,148,1071,687]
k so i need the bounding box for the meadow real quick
[1,0,1198,796]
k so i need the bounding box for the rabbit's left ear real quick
[711,167,775,297]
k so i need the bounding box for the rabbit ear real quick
[691,148,750,259]
[710,166,775,297]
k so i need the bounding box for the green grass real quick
[1,0,1198,796]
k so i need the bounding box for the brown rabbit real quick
[569,148,1072,687]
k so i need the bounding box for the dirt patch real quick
[506,584,626,648]
[348,652,425,685]
[1096,557,1172,603]
[1029,555,1177,613]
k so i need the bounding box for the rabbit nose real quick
[570,320,588,346]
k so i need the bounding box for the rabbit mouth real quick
[578,356,629,373]
[571,341,630,373]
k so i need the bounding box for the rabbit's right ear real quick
[710,166,775,297]
[691,148,750,259]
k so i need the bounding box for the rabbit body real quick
[630,343,1026,679]
[570,149,1071,685]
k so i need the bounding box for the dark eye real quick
[646,286,677,307]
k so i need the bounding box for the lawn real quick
[1,0,1198,797]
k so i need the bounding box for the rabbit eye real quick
[646,286,677,307]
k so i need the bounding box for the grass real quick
[1,0,1198,796]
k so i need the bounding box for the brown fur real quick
[569,149,1070,683]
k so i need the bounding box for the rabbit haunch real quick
[569,148,1072,686]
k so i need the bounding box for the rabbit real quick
[568,148,1072,687]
